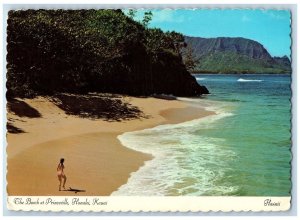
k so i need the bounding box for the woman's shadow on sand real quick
[62,187,86,194]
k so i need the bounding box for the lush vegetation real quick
[7,9,208,98]
[184,36,291,74]
[192,51,291,74]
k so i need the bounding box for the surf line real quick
[112,100,231,195]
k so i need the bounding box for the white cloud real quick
[151,10,185,23]
[124,9,185,24]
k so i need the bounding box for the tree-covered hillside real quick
[7,10,208,98]
[184,36,291,73]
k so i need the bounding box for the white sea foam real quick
[196,77,206,81]
[237,78,263,82]
[111,99,239,196]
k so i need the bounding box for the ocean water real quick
[112,74,291,196]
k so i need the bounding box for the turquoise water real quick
[112,74,291,196]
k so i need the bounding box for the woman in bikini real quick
[57,158,67,191]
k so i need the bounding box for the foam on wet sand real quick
[7,96,214,196]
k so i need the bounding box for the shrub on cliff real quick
[7,9,208,98]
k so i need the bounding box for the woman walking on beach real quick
[57,158,67,191]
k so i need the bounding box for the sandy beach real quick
[7,96,214,196]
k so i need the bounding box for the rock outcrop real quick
[184,36,291,73]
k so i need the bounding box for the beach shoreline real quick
[7,95,214,196]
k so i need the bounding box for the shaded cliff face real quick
[7,10,208,98]
[184,36,291,73]
[273,56,291,69]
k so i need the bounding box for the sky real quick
[129,9,291,57]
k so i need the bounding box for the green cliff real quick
[184,36,291,73]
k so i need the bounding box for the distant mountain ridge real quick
[184,36,291,73]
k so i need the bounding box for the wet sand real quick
[7,96,214,196]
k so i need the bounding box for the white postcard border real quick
[7,196,291,212]
[2,1,298,216]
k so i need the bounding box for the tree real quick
[127,9,136,19]
[183,46,200,72]
[165,31,185,54]
[142,11,153,28]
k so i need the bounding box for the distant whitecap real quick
[237,78,263,82]
[196,77,206,81]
